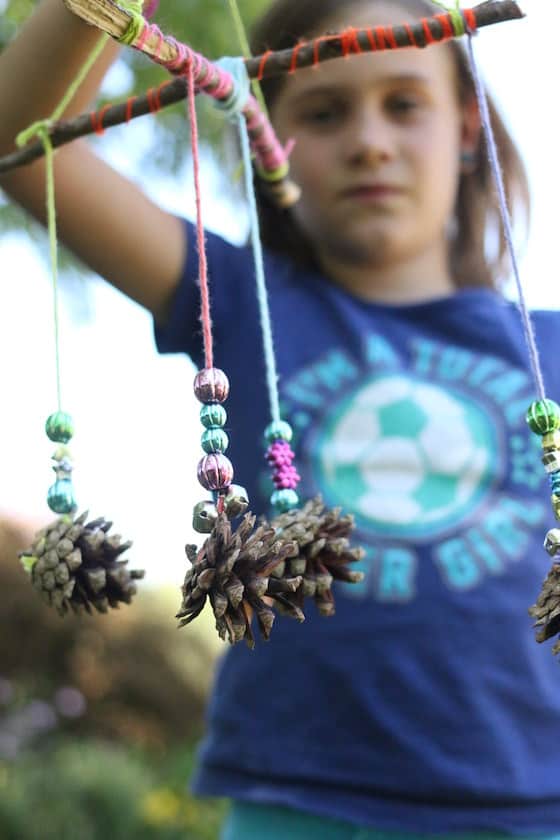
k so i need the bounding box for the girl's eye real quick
[387,95,422,116]
[299,103,345,127]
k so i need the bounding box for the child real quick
[2,1,559,839]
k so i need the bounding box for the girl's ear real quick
[460,93,481,161]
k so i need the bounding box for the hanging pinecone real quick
[270,496,365,616]
[177,512,303,648]
[19,511,144,616]
[529,562,560,656]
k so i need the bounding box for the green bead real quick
[200,404,227,429]
[265,420,293,444]
[45,411,74,443]
[271,488,299,512]
[201,428,229,454]
[47,479,76,514]
[526,400,560,436]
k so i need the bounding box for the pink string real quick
[186,60,213,370]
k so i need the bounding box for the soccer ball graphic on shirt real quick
[314,374,498,540]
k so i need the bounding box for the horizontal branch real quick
[0,78,188,174]
[245,1,524,79]
[0,0,524,182]
[62,0,523,79]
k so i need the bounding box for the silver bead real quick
[542,451,560,474]
[192,500,218,534]
[544,528,560,557]
[223,484,249,520]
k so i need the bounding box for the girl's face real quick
[272,2,474,275]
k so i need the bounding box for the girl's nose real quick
[345,109,395,166]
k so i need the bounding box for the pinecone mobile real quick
[19,511,144,616]
[177,512,303,648]
[270,496,365,616]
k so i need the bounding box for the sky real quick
[0,0,557,586]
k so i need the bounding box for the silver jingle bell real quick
[223,484,249,520]
[192,500,219,534]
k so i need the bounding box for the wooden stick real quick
[0,0,524,181]
[61,0,523,77]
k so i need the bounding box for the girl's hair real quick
[249,0,530,290]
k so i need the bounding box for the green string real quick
[226,0,269,118]
[117,0,147,46]
[431,0,465,36]
[42,127,63,412]
[15,32,112,412]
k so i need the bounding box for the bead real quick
[223,484,249,519]
[47,479,76,514]
[193,368,229,404]
[552,494,560,520]
[543,431,560,451]
[52,445,73,462]
[544,529,560,557]
[264,420,293,444]
[543,451,560,474]
[551,473,560,495]
[201,428,229,454]
[192,500,219,534]
[200,404,227,429]
[527,399,560,436]
[197,453,234,491]
[271,488,299,512]
[45,412,74,443]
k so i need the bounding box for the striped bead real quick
[527,399,560,435]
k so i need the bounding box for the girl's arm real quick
[0,0,186,324]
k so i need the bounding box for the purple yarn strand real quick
[466,34,546,403]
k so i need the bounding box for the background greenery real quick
[0,516,228,838]
[0,0,268,269]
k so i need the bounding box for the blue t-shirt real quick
[155,220,560,835]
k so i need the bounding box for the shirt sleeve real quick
[153,217,254,367]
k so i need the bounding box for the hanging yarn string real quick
[213,56,300,514]
[465,36,546,403]
[208,56,365,619]
[460,17,560,652]
[15,31,114,514]
[15,31,143,615]
[181,59,307,647]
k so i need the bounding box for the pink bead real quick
[197,453,234,491]
[193,368,230,404]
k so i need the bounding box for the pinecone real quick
[271,496,365,616]
[19,511,144,616]
[529,563,560,656]
[177,512,303,648]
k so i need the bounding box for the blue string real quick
[213,56,251,120]
[237,112,281,425]
[465,34,546,402]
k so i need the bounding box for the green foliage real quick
[0,0,268,280]
[0,738,227,839]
